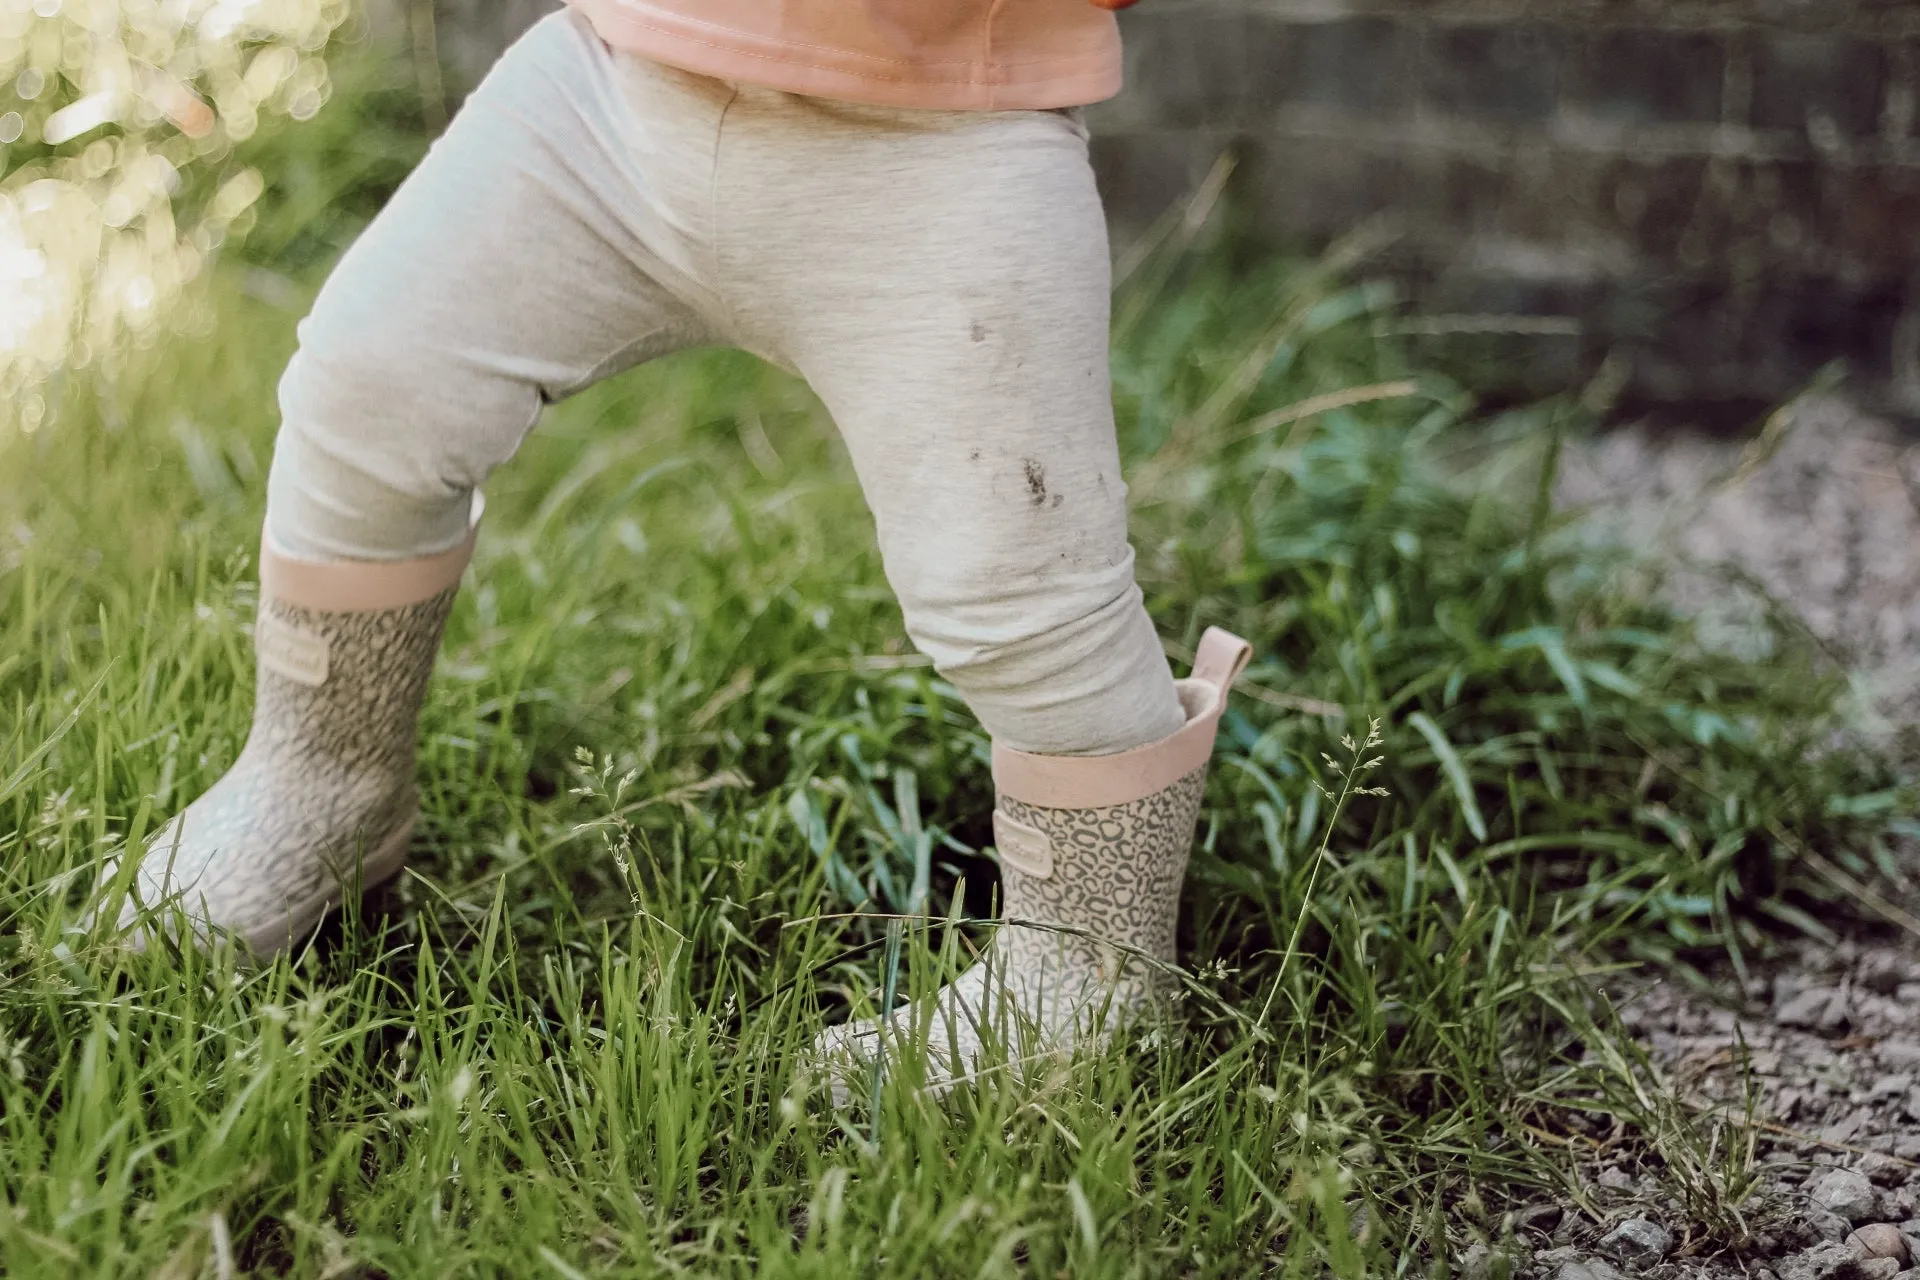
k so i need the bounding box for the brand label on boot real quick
[993,810,1054,880]
[256,612,330,686]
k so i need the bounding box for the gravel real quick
[1549,1261,1627,1280]
[1557,393,1920,758]
[1779,1242,1869,1280]
[1485,396,1920,1279]
[1499,931,1920,1277]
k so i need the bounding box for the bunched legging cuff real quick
[264,10,1186,758]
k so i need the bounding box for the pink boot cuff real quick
[990,627,1254,810]
[260,527,477,613]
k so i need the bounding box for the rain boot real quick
[816,626,1253,1091]
[111,530,473,954]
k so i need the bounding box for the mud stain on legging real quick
[1023,458,1047,506]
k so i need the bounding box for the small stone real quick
[1860,950,1913,995]
[1600,1217,1671,1265]
[1781,1242,1867,1280]
[1863,994,1908,1030]
[1860,1261,1902,1280]
[1779,986,1844,1029]
[1820,1113,1866,1143]
[1510,1202,1563,1235]
[1596,1165,1636,1191]
[1460,1242,1512,1280]
[1851,1223,1912,1263]
[1551,1261,1626,1280]
[1809,1210,1856,1242]
[1860,1155,1906,1187]
[1813,1168,1881,1223]
[1825,1114,1870,1144]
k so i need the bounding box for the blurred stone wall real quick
[401,0,1920,415]
[412,0,557,94]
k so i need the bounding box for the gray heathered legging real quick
[266,10,1185,757]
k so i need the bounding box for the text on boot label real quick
[256,612,331,686]
[992,810,1055,880]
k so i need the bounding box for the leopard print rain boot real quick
[815,626,1253,1095]
[108,530,474,955]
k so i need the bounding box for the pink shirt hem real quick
[568,0,1124,111]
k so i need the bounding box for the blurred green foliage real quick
[0,0,432,416]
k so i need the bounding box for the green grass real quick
[0,178,1908,1275]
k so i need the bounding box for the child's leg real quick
[712,93,1251,1085]
[117,14,730,953]
[717,99,1184,757]
[270,11,728,562]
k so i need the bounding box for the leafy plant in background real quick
[1099,231,1904,981]
[0,0,353,419]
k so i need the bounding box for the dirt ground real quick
[1484,398,1920,1279]
[1496,938,1920,1280]
[1557,394,1920,758]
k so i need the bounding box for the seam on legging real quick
[705,85,744,343]
[558,320,697,401]
[502,326,684,479]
